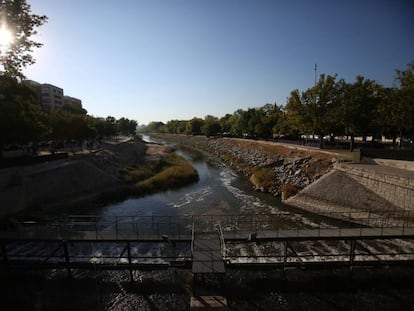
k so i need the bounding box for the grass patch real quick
[122,153,199,195]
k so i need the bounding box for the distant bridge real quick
[1,213,414,278]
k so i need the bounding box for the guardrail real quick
[1,211,414,241]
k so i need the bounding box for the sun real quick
[0,24,14,52]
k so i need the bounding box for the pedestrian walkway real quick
[192,232,225,274]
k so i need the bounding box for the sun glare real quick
[0,24,13,52]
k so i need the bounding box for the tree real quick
[117,117,137,135]
[202,115,221,137]
[378,62,414,149]
[0,0,47,78]
[303,74,340,148]
[0,74,49,151]
[341,76,382,151]
[186,117,204,135]
[284,90,309,138]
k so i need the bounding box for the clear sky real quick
[24,0,414,125]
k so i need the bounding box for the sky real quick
[23,0,414,125]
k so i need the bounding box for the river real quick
[100,135,323,229]
[2,135,414,310]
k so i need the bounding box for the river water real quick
[99,135,318,229]
[2,135,414,310]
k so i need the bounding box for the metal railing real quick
[1,211,414,241]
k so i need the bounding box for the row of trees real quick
[145,62,414,150]
[0,75,138,152]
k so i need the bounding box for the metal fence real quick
[1,211,414,241]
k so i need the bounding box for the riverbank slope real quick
[151,134,336,198]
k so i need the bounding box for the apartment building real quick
[24,80,81,111]
[41,83,64,110]
[63,95,82,107]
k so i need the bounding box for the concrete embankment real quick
[0,140,147,218]
[286,162,414,225]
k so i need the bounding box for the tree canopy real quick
[144,62,414,150]
[0,0,47,78]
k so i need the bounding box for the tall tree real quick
[0,0,47,78]
[284,89,308,138]
[0,75,48,151]
[383,62,414,148]
[303,74,340,148]
[341,76,381,151]
[202,115,221,137]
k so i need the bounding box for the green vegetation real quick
[0,0,47,78]
[144,62,414,151]
[121,153,199,195]
[0,75,138,157]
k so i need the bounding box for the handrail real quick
[191,219,195,254]
[217,223,226,260]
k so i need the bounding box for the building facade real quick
[40,83,64,110]
[24,80,81,112]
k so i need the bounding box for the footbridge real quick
[1,213,414,275]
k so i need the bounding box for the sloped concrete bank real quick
[0,140,148,218]
[286,163,414,226]
[152,134,335,197]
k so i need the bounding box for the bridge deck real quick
[192,233,225,274]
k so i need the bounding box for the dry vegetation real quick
[120,145,199,195]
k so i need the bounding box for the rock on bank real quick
[151,134,335,197]
[0,140,147,218]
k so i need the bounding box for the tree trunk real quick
[319,135,324,149]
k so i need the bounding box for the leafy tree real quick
[117,117,137,135]
[186,117,204,135]
[202,115,221,137]
[257,103,282,138]
[165,120,186,134]
[62,102,87,115]
[303,74,340,148]
[0,74,48,151]
[395,62,414,146]
[377,62,414,149]
[144,121,166,133]
[219,114,232,133]
[284,89,309,138]
[341,76,382,150]
[0,0,47,78]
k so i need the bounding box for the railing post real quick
[349,239,356,275]
[63,240,72,279]
[115,216,119,240]
[127,242,133,282]
[283,240,288,279]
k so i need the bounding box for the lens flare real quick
[0,23,13,54]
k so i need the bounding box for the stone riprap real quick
[153,134,334,197]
